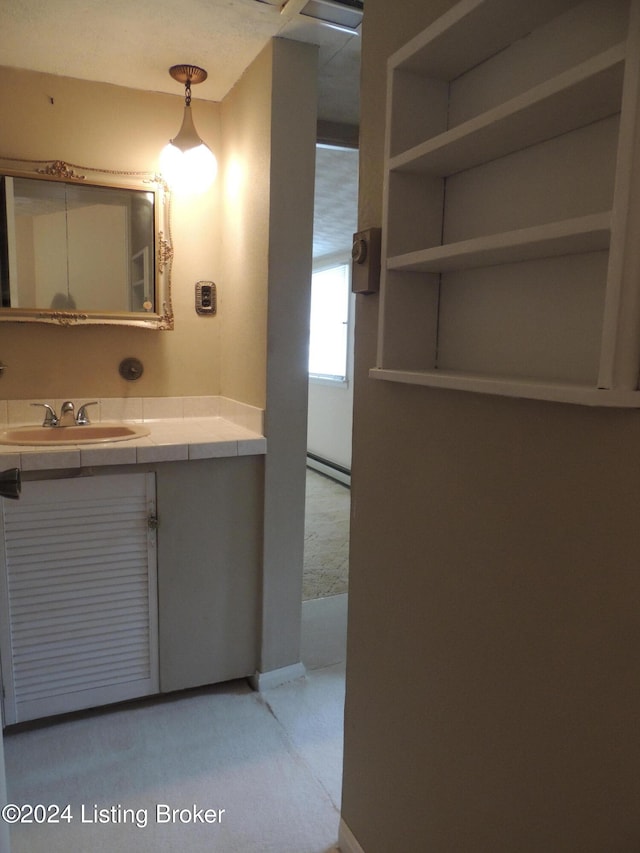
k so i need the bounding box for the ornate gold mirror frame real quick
[0,156,174,329]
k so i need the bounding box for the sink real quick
[0,423,151,446]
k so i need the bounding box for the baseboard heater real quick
[306,452,351,486]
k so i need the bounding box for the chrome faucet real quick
[59,401,76,427]
[31,400,98,427]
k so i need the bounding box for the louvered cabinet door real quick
[0,472,159,725]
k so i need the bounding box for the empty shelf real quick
[389,45,625,177]
[387,212,611,273]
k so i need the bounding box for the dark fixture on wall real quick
[119,357,144,381]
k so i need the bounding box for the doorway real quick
[302,143,358,672]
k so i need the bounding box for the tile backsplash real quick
[0,396,264,435]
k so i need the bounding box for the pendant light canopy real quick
[160,64,218,195]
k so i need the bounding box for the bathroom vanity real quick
[0,397,266,725]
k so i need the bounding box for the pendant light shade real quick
[160,64,217,195]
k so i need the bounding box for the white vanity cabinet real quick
[0,454,263,724]
[374,0,640,406]
[0,472,159,725]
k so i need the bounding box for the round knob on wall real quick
[352,237,368,265]
[119,357,144,381]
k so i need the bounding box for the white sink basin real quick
[0,423,150,446]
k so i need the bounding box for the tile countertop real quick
[0,397,267,471]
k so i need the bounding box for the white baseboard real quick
[248,662,306,691]
[338,818,365,853]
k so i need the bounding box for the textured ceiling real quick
[313,145,358,260]
[0,0,360,125]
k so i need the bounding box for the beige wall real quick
[219,38,318,674]
[220,38,317,672]
[342,2,640,851]
[219,46,272,410]
[260,39,317,671]
[0,66,222,400]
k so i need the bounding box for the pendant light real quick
[160,64,217,194]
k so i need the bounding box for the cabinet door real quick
[156,458,261,692]
[0,472,158,725]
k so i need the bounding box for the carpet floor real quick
[303,470,350,601]
[4,595,348,853]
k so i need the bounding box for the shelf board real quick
[389,44,625,178]
[391,0,583,81]
[387,212,611,273]
[369,368,640,407]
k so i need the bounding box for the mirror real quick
[0,158,173,329]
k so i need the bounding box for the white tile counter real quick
[0,396,266,471]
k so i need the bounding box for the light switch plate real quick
[195,281,217,315]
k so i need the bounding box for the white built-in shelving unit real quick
[372,0,640,406]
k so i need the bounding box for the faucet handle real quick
[76,401,98,425]
[30,402,59,427]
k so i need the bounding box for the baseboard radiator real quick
[306,453,351,486]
